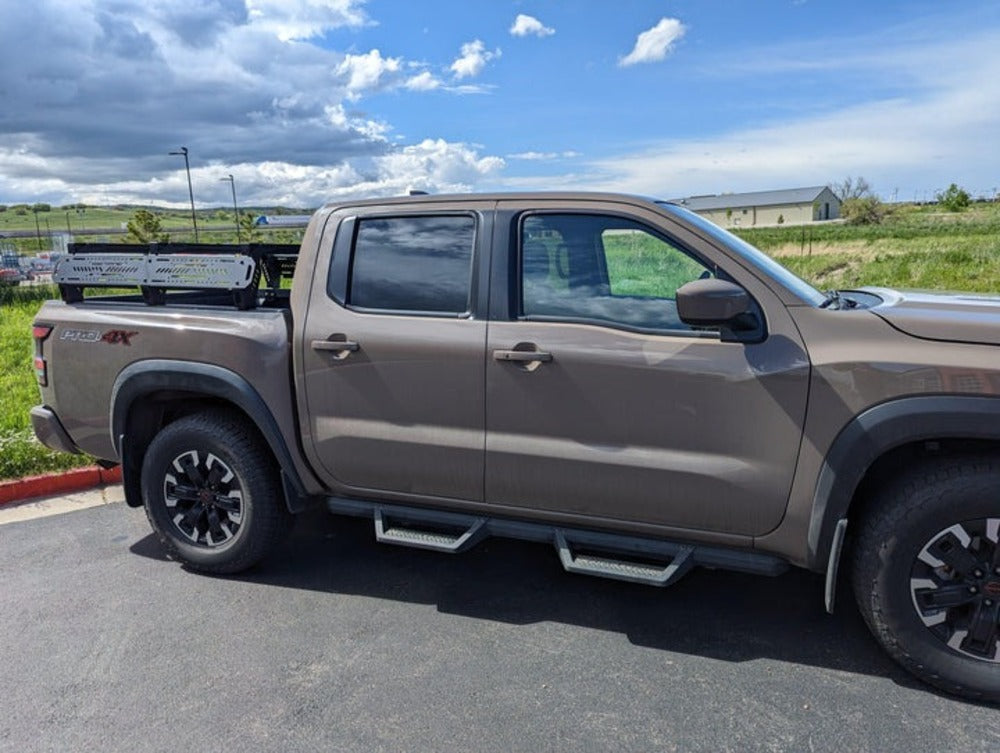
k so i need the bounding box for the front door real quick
[485,203,810,537]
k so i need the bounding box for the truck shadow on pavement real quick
[133,508,941,698]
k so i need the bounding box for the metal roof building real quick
[673,186,840,227]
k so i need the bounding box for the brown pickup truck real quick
[30,192,1000,700]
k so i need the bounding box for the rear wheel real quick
[140,410,292,573]
[852,456,1000,701]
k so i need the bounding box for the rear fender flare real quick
[110,359,315,512]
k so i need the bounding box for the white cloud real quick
[449,39,500,80]
[337,49,402,98]
[377,139,504,191]
[405,71,442,91]
[619,18,686,67]
[0,138,507,208]
[445,83,496,95]
[245,0,368,41]
[507,151,580,161]
[509,14,554,38]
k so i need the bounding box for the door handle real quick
[493,349,552,363]
[311,338,360,359]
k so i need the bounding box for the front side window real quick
[520,214,715,333]
[349,215,475,314]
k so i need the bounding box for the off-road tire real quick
[851,455,1000,701]
[140,410,293,574]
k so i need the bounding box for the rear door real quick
[300,203,493,503]
[485,199,810,537]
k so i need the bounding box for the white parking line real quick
[0,484,126,526]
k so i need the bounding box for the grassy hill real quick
[734,201,1000,292]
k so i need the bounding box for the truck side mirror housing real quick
[677,279,762,342]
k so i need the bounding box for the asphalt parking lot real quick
[1,491,997,753]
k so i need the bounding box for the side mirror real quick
[677,279,762,341]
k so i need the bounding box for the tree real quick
[239,212,262,243]
[936,183,971,212]
[832,176,872,201]
[125,209,170,243]
[841,196,887,225]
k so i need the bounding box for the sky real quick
[1,0,998,208]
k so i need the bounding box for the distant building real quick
[673,186,841,228]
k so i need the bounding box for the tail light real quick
[32,324,53,387]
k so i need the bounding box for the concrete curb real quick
[0,466,123,507]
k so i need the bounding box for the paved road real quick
[1,495,997,753]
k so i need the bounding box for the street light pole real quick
[220,174,241,242]
[33,208,42,250]
[169,146,199,242]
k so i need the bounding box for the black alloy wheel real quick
[163,449,245,548]
[910,518,1000,663]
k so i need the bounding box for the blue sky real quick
[1,0,998,206]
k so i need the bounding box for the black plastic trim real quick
[110,360,314,513]
[808,395,1000,569]
[29,406,80,455]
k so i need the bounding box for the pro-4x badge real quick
[100,329,138,345]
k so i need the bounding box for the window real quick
[349,215,475,314]
[520,214,715,333]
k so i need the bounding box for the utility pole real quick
[220,174,241,242]
[169,146,199,242]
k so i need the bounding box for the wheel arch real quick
[111,359,318,513]
[809,395,1000,573]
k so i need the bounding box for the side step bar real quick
[326,498,787,587]
[555,531,694,587]
[374,509,487,553]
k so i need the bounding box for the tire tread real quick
[851,454,1000,701]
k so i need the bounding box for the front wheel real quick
[852,456,1000,701]
[140,410,293,573]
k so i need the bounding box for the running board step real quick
[325,497,789,585]
[374,508,487,553]
[555,530,694,586]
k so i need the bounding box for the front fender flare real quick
[808,395,1000,572]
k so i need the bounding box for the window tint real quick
[349,215,475,313]
[520,214,715,333]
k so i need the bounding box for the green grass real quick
[780,246,1000,293]
[604,230,705,297]
[0,290,94,479]
[735,202,1000,291]
[0,203,314,234]
[734,201,1000,252]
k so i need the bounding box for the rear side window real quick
[349,215,475,314]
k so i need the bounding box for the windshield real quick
[656,202,827,306]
